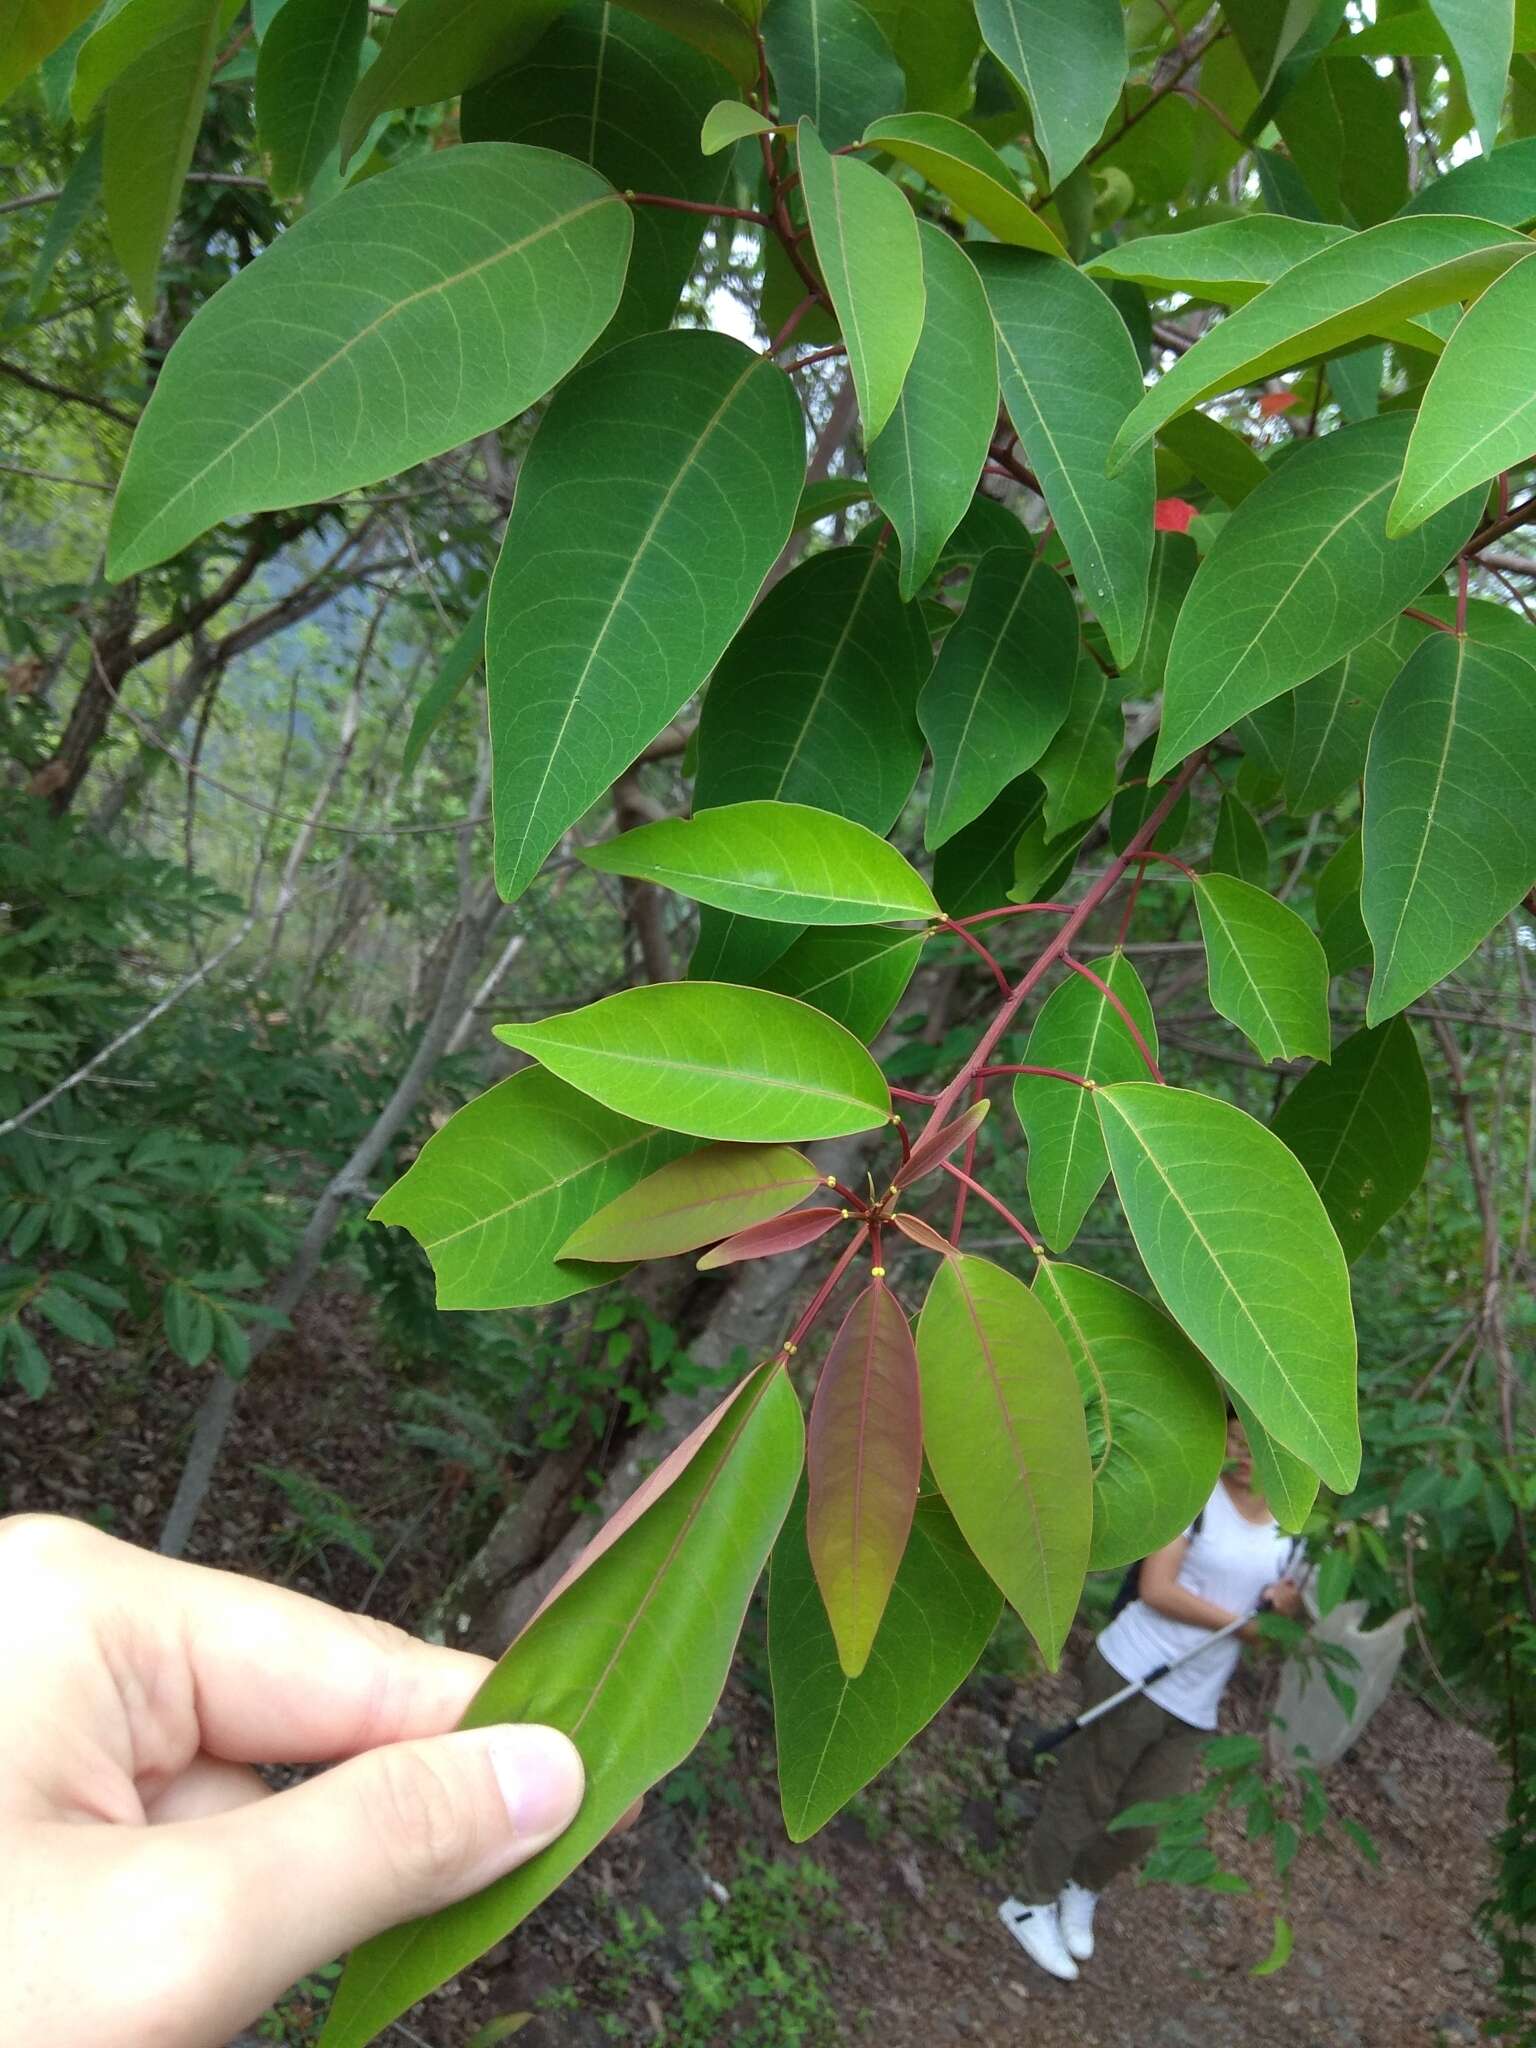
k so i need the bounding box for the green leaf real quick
[1233,1390,1318,1533]
[1193,874,1332,1064]
[256,0,366,197]
[701,96,774,151]
[1033,1261,1227,1571]
[337,0,559,164]
[974,0,1127,188]
[1278,53,1407,228]
[916,1254,1091,1667]
[1430,0,1515,148]
[401,596,487,778]
[798,119,924,440]
[1392,250,1536,535]
[72,0,201,119]
[1210,790,1270,889]
[862,113,1066,255]
[1015,951,1158,1253]
[1250,1915,1294,1979]
[36,1282,116,1350]
[320,1362,802,2048]
[807,1278,922,1677]
[771,1486,999,1839]
[762,0,903,150]
[1122,532,1197,699]
[1159,409,1268,508]
[608,0,757,78]
[1398,135,1536,227]
[560,1142,821,1260]
[1085,216,1349,307]
[1283,624,1417,814]
[0,0,97,103]
[26,129,102,317]
[103,0,235,315]
[109,145,633,578]
[1235,695,1297,806]
[1096,1082,1359,1490]
[932,774,1043,919]
[974,246,1155,666]
[919,548,1078,849]
[1034,651,1122,837]
[162,1281,215,1366]
[1315,1545,1352,1616]
[1110,734,1190,855]
[1362,633,1536,1021]
[487,329,802,901]
[462,4,731,354]
[1314,830,1372,976]
[1153,414,1483,776]
[497,984,893,1141]
[1271,1019,1433,1262]
[582,802,938,924]
[867,223,999,601]
[755,926,923,1042]
[857,0,979,114]
[1110,216,1533,471]
[372,1068,691,1309]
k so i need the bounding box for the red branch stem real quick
[940,1161,1041,1254]
[1061,954,1166,1084]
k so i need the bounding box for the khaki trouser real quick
[1015,1644,1208,1899]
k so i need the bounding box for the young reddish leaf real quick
[1257,390,1299,416]
[806,1279,923,1678]
[1154,497,1197,533]
[697,1206,845,1271]
[892,1097,990,1191]
[560,1143,821,1262]
[891,1212,955,1256]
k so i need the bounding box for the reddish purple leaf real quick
[891,1211,955,1256]
[697,1205,844,1270]
[560,1143,822,1262]
[892,1096,990,1191]
[806,1278,923,1677]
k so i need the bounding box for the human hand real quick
[1261,1577,1304,1619]
[0,1514,587,2048]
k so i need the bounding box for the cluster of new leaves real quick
[10,0,1536,2038]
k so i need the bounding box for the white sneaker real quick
[998,1897,1079,1981]
[1058,1881,1098,1961]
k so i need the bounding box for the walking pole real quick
[1028,1604,1265,1765]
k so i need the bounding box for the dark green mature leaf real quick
[488,330,802,901]
[1392,250,1536,534]
[321,1363,802,2048]
[72,0,224,118]
[1122,532,1197,699]
[1210,791,1269,889]
[863,114,1066,254]
[561,1142,821,1260]
[1315,831,1371,975]
[932,774,1044,919]
[798,120,924,439]
[497,984,893,1141]
[463,3,730,352]
[109,145,633,578]
[582,801,939,924]
[1429,0,1516,149]
[1033,1261,1227,1570]
[1016,952,1158,1253]
[1193,875,1332,1064]
[1231,1391,1318,1534]
[1159,409,1268,508]
[771,1487,1000,1841]
[610,0,757,76]
[26,129,102,316]
[916,1254,1092,1667]
[1362,634,1536,1021]
[1110,217,1532,470]
[1085,217,1348,306]
[868,223,998,600]
[1096,1083,1360,1490]
[1035,652,1121,837]
[974,0,1127,187]
[337,0,558,163]
[1398,135,1536,226]
[1271,1019,1432,1261]
[1153,415,1483,776]
[1235,693,1297,805]
[103,0,234,314]
[756,926,922,1041]
[1110,735,1190,854]
[919,548,1077,848]
[401,596,487,778]
[762,0,904,149]
[974,247,1155,666]
[372,1068,690,1309]
[1279,53,1407,227]
[0,0,97,103]
[1283,624,1417,813]
[256,0,366,196]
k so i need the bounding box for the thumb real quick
[192,1723,584,2023]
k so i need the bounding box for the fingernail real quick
[487,1725,585,1840]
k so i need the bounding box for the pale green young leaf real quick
[401,596,487,779]
[1110,216,1532,471]
[701,96,774,151]
[1085,216,1349,306]
[756,926,923,1041]
[256,0,366,197]
[0,0,97,103]
[1016,952,1158,1253]
[974,246,1155,666]
[1210,791,1269,889]
[320,1364,802,2048]
[74,0,211,119]
[1035,653,1122,838]
[1271,1019,1432,1262]
[582,802,939,924]
[862,113,1066,255]
[1096,1083,1360,1490]
[26,129,102,317]
[560,1142,821,1261]
[1193,874,1332,1064]
[1429,0,1515,149]
[1362,634,1536,1021]
[763,0,903,150]
[337,0,560,162]
[1154,415,1483,777]
[1230,1391,1318,1533]
[974,0,1127,188]
[919,549,1078,849]
[371,1068,691,1309]
[798,119,924,440]
[771,1487,1001,1841]
[488,330,802,902]
[1033,1261,1227,1570]
[867,223,998,600]
[109,145,633,578]
[496,984,892,1141]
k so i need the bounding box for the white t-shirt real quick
[1096,1479,1297,1730]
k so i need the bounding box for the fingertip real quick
[486,1725,585,1845]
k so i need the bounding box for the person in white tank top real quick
[1000,1412,1303,1983]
